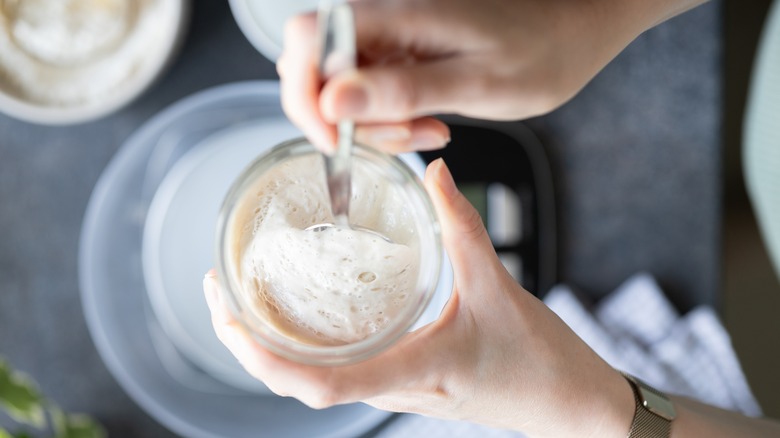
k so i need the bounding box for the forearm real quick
[583,370,780,438]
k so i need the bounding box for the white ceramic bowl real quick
[228,0,320,62]
[0,0,190,125]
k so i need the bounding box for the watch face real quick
[637,385,677,421]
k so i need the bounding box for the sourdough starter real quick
[231,154,421,345]
[0,0,175,105]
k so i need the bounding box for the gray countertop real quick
[527,0,723,311]
[0,0,722,436]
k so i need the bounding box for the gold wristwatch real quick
[621,372,676,438]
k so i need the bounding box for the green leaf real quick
[51,404,67,437]
[0,431,34,438]
[58,414,106,438]
[0,360,46,428]
[49,404,105,438]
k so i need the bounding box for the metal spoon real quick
[305,1,392,243]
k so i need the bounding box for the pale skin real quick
[205,0,780,436]
[277,0,715,153]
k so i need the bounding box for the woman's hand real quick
[203,158,635,438]
[277,0,704,154]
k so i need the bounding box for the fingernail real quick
[205,269,217,278]
[333,80,369,118]
[410,132,450,151]
[312,136,334,154]
[203,276,220,310]
[309,127,337,154]
[435,158,458,198]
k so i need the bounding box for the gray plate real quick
[78,81,451,438]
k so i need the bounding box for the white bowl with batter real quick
[0,0,189,125]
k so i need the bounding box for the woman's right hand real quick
[278,0,704,154]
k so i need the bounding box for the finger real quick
[203,273,295,391]
[354,121,412,150]
[203,273,258,363]
[202,265,458,408]
[354,117,451,153]
[203,270,232,326]
[319,58,486,123]
[424,159,505,291]
[220,320,450,408]
[280,13,337,153]
[322,1,484,123]
[202,272,414,402]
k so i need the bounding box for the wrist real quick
[543,365,635,438]
[586,368,637,438]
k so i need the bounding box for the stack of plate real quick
[79,80,453,438]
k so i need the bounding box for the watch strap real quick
[622,373,674,438]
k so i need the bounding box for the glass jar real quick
[215,137,443,366]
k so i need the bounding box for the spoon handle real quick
[318,1,356,226]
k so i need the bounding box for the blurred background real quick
[1,0,779,436]
[722,0,780,421]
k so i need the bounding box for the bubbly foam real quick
[233,154,420,345]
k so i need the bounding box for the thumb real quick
[424,159,505,292]
[320,58,477,123]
